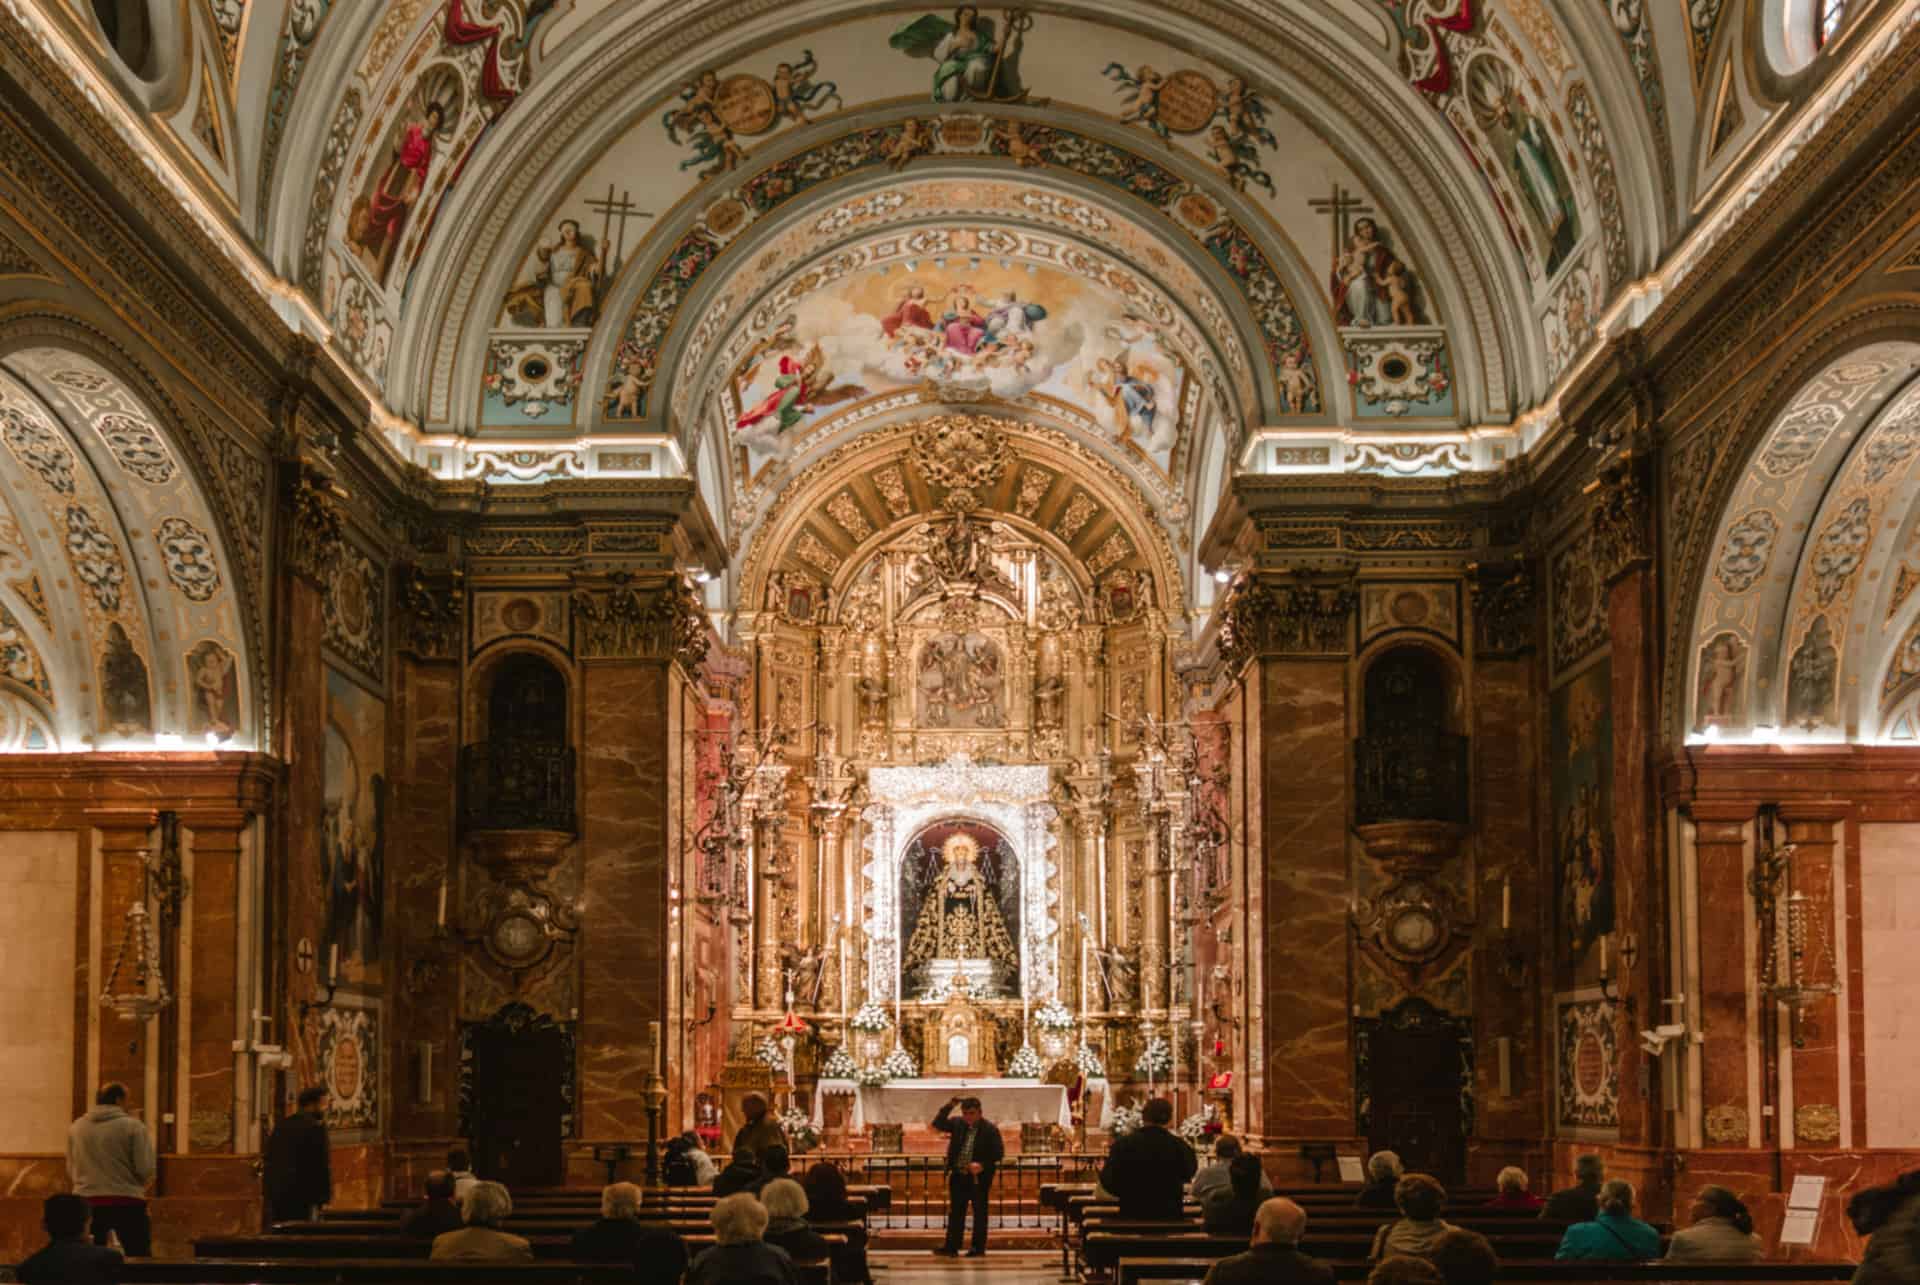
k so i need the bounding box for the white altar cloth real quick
[809,1077,1070,1132]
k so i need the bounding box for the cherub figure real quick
[771,50,842,124]
[610,360,646,418]
[1278,349,1314,413]
[1216,76,1276,149]
[1102,62,1168,138]
[1206,124,1274,194]
[995,120,1046,168]
[886,118,933,170]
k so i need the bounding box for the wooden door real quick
[465,1009,569,1188]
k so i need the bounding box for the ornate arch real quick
[736,412,1188,624]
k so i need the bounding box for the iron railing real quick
[1353,731,1469,826]
[459,740,577,833]
[791,1149,1103,1231]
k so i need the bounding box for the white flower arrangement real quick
[881,1044,919,1078]
[848,1002,892,1033]
[1134,1035,1172,1078]
[778,1105,820,1152]
[820,1047,859,1079]
[1033,999,1077,1030]
[1109,1104,1144,1136]
[1073,1042,1107,1079]
[854,1065,892,1087]
[1177,1111,1212,1141]
[1005,1043,1044,1077]
[753,1035,786,1071]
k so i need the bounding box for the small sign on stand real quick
[1779,1175,1826,1251]
[1337,1155,1367,1184]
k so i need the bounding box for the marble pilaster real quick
[185,814,247,1153]
[89,810,160,1127]
[1257,658,1353,1149]
[1606,565,1660,1156]
[1691,804,1756,1147]
[1778,806,1845,1148]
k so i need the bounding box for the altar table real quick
[811,1076,1070,1133]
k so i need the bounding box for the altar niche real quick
[901,819,1021,1001]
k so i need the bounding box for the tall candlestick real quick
[649,1021,662,1073]
[1500,877,1510,933]
[328,942,339,983]
[437,879,448,928]
[1599,933,1609,976]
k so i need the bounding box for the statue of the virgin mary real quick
[903,832,1018,997]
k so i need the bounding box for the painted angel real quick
[1089,354,1159,440]
[772,50,842,124]
[1206,125,1274,195]
[734,344,864,436]
[889,7,1025,103]
[1103,63,1168,138]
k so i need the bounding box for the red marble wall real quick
[1257,658,1356,1165]
[1606,569,1660,1156]
[575,660,676,1174]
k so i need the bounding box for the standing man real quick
[1100,1098,1197,1220]
[66,1082,156,1256]
[930,1095,1003,1257]
[734,1093,786,1161]
[264,1086,332,1223]
[1541,1154,1604,1223]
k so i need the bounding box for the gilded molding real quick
[280,465,345,587]
[1470,561,1536,657]
[1589,457,1653,587]
[1217,574,1356,668]
[572,576,710,672]
[395,565,464,661]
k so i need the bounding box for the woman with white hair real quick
[571,1180,691,1282]
[1554,1179,1661,1261]
[761,1178,832,1262]
[430,1180,531,1260]
[1356,1151,1403,1209]
[687,1192,799,1285]
[1484,1167,1543,1212]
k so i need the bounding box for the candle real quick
[649,1021,662,1074]
[328,942,339,982]
[1500,877,1510,932]
[1599,934,1609,976]
[437,880,448,928]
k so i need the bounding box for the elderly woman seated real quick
[1555,1179,1662,1260]
[430,1181,531,1261]
[1368,1174,1456,1261]
[687,1192,800,1285]
[761,1178,832,1262]
[1663,1186,1762,1262]
[1356,1151,1404,1210]
[1484,1167,1543,1212]
[571,1180,691,1283]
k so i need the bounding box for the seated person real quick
[761,1144,793,1188]
[1202,1154,1269,1238]
[1429,1227,1498,1285]
[1369,1174,1456,1261]
[1483,1166,1542,1212]
[1098,1097,1198,1219]
[1554,1179,1662,1260]
[1663,1185,1762,1262]
[1542,1154,1604,1223]
[1193,1135,1272,1204]
[571,1179,691,1284]
[17,1193,123,1284]
[446,1146,479,1208]
[803,1161,872,1285]
[1199,1197,1334,1285]
[430,1180,532,1260]
[1367,1256,1445,1285]
[401,1169,465,1239]
[713,1144,764,1196]
[687,1191,800,1285]
[1356,1150,1404,1209]
[762,1177,832,1262]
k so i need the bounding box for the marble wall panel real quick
[1257,658,1353,1151]
[1692,807,1755,1148]
[283,582,328,1101]
[0,831,78,1151]
[1781,809,1844,1147]
[578,662,674,1142]
[186,823,242,1153]
[1860,821,1920,1146]
[1606,571,1656,1144]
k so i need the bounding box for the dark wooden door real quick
[1367,1021,1465,1185]
[467,1016,568,1189]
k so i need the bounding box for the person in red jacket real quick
[1483,1167,1544,1212]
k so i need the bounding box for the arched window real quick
[1767,0,1852,73]
[1817,0,1848,47]
[91,0,155,78]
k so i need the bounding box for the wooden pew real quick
[113,1259,835,1284]
[197,1231,847,1262]
[1081,1230,1577,1279]
[267,1217,870,1251]
[1114,1259,1856,1285]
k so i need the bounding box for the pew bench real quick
[1113,1259,1857,1285]
[198,1231,846,1263]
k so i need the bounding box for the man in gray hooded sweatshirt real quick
[67,1082,156,1256]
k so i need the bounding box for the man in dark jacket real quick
[1541,1154,1604,1223]
[930,1095,1004,1256]
[400,1170,465,1239]
[17,1194,124,1283]
[264,1086,331,1222]
[1200,1198,1335,1285]
[1203,1154,1269,1237]
[734,1093,786,1160]
[571,1181,690,1285]
[713,1144,765,1196]
[1099,1097,1197,1220]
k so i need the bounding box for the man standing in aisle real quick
[67,1082,156,1256]
[264,1086,332,1223]
[931,1096,1003,1257]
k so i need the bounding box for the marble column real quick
[1779,806,1845,1148]
[577,658,678,1153]
[90,809,160,1126]
[185,813,248,1154]
[1607,563,1660,1157]
[1691,804,1756,1147]
[1257,657,1353,1151]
